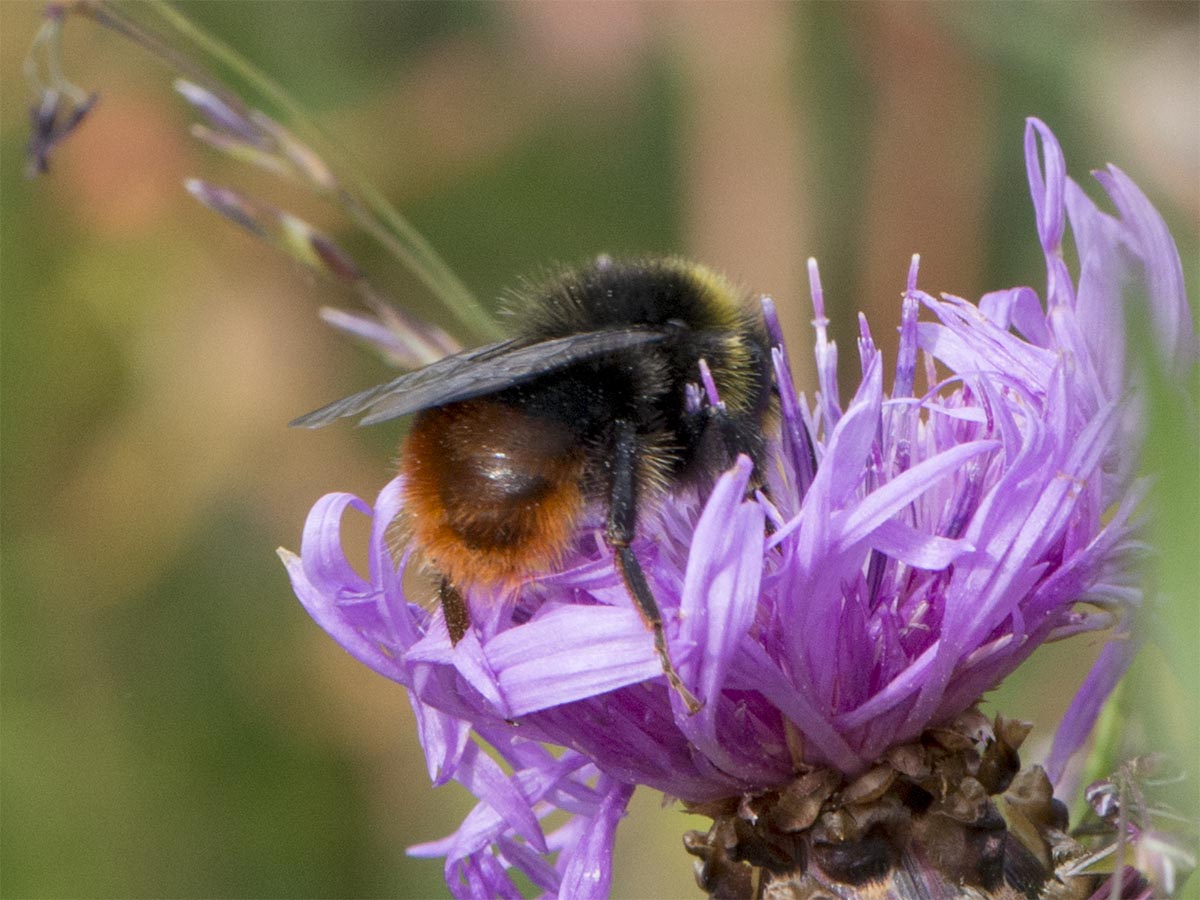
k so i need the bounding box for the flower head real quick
[283,120,1193,898]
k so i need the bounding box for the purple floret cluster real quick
[282,120,1193,899]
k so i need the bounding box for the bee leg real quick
[704,406,776,530]
[439,577,471,645]
[607,419,704,714]
[695,402,768,500]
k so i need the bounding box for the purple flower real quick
[281,120,1193,898]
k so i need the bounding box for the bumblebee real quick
[293,257,773,712]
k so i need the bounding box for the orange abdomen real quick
[400,399,588,589]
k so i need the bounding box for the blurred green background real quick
[2,2,1196,898]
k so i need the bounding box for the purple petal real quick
[449,632,511,717]
[729,642,864,770]
[409,693,472,786]
[978,286,1050,347]
[1025,118,1076,310]
[894,291,921,399]
[677,457,761,705]
[1093,165,1197,376]
[1064,178,1128,398]
[485,606,661,716]
[556,779,634,900]
[495,836,559,895]
[1045,623,1140,786]
[281,547,404,683]
[865,519,973,569]
[830,439,998,555]
[808,258,842,433]
[1025,117,1066,256]
[409,757,543,866]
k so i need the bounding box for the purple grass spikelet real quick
[24,5,98,177]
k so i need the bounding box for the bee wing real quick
[290,328,669,428]
[289,337,520,428]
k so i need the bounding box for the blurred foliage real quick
[1,2,1196,898]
